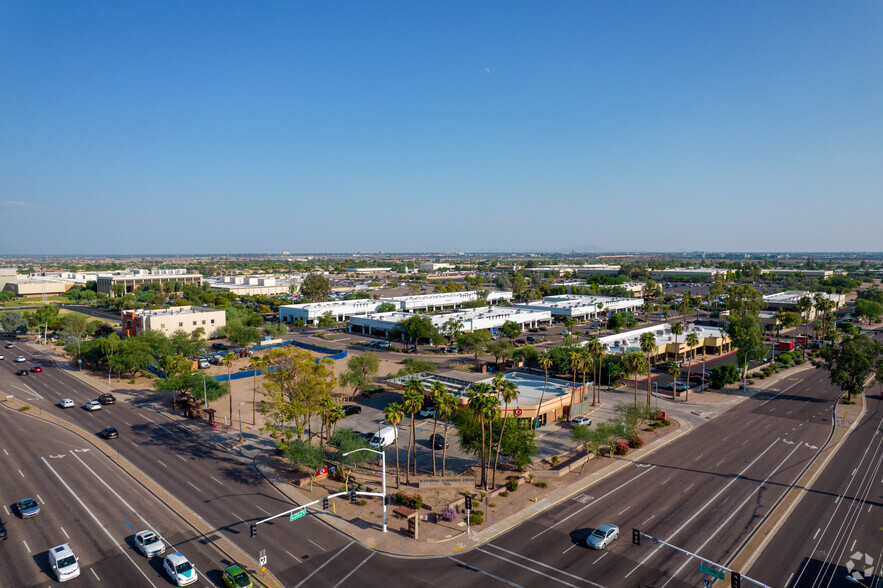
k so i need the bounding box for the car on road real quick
[14,355,26,362]
[134,530,166,557]
[5,343,14,348]
[0,520,7,540]
[572,416,592,426]
[48,543,80,582]
[222,564,253,588]
[419,407,436,418]
[342,404,361,416]
[164,552,198,586]
[430,433,448,450]
[59,398,74,408]
[30,366,43,373]
[586,524,619,549]
[664,382,689,392]
[98,393,116,405]
[0,353,4,360]
[16,497,41,519]
[16,369,28,376]
[100,426,119,439]
[84,400,102,411]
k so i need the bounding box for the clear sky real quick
[1,1,880,255]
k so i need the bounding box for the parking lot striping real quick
[255,505,271,516]
[124,421,132,427]
[563,544,577,555]
[715,459,725,468]
[851,538,857,552]
[18,468,24,477]
[658,440,805,588]
[625,437,782,580]
[835,494,842,504]
[786,573,794,587]
[37,494,43,503]
[593,552,608,564]
[210,476,223,485]
[332,552,375,588]
[186,481,202,493]
[157,459,168,468]
[617,506,631,516]
[2,506,7,515]
[851,468,857,476]
[530,465,657,540]
[3,448,7,455]
[684,484,694,492]
[449,559,523,588]
[40,456,159,588]
[293,542,353,588]
[91,568,100,581]
[130,442,138,448]
[692,454,703,462]
[23,540,31,553]
[660,477,671,486]
[482,545,605,588]
[309,539,325,551]
[641,515,655,527]
[61,526,69,539]
[177,454,187,462]
[285,550,302,563]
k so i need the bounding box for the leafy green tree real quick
[316,311,336,328]
[402,379,425,484]
[817,333,883,401]
[622,351,647,405]
[725,285,768,378]
[442,318,464,344]
[854,299,883,324]
[457,329,492,364]
[486,339,515,364]
[285,439,326,491]
[339,352,380,400]
[500,320,522,340]
[710,364,740,389]
[0,311,28,336]
[111,336,156,377]
[773,311,801,341]
[300,274,332,303]
[572,421,619,469]
[383,401,405,488]
[396,315,437,352]
[377,302,396,313]
[328,427,372,490]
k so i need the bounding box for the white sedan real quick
[15,355,26,363]
[59,399,75,408]
[419,407,436,418]
[84,400,102,411]
[134,530,166,557]
[572,416,592,426]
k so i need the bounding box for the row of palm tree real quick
[466,373,520,490]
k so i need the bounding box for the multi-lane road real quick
[1,339,878,587]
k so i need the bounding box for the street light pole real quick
[342,447,387,533]
[238,402,245,443]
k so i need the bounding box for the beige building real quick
[0,269,70,298]
[121,305,226,338]
[206,275,301,296]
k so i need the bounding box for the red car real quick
[30,366,43,373]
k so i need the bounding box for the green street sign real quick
[698,564,725,580]
[289,508,307,522]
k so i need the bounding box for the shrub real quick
[397,493,423,510]
[440,507,459,521]
[628,435,644,449]
[19,405,30,412]
[549,455,560,466]
[468,511,484,525]
[357,499,368,506]
[536,481,548,488]
[488,503,496,508]
[795,358,805,365]
[613,442,630,456]
[505,479,519,492]
[500,490,509,497]
[748,379,755,385]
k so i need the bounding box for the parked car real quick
[14,355,26,362]
[163,552,198,586]
[664,382,689,392]
[134,530,166,557]
[689,371,711,382]
[513,339,527,345]
[419,407,436,418]
[586,524,619,549]
[0,354,4,360]
[84,400,102,411]
[222,564,253,588]
[100,427,119,439]
[15,369,28,376]
[572,416,592,426]
[376,341,391,349]
[48,543,80,582]
[342,404,361,416]
[430,433,447,450]
[211,342,227,351]
[16,497,41,518]
[197,358,210,369]
[98,393,116,405]
[526,336,537,343]
[59,398,74,408]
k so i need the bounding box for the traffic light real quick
[250,523,257,538]
[464,495,472,510]
[384,495,391,506]
[632,529,640,545]
[349,490,357,504]
[322,497,329,510]
[731,572,741,588]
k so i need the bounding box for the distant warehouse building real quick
[348,306,552,338]
[97,269,202,297]
[121,306,226,339]
[516,295,643,322]
[205,275,302,296]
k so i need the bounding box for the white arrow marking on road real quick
[782,439,795,445]
[636,463,651,468]
[805,443,818,449]
[49,455,66,459]
[73,448,90,453]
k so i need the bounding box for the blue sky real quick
[1,1,880,255]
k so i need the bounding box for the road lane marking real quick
[37,495,43,503]
[141,414,175,436]
[130,442,138,447]
[593,552,608,564]
[449,559,523,587]
[210,476,223,485]
[851,539,856,551]
[530,465,657,540]
[124,421,132,427]
[309,539,325,551]
[2,506,7,515]
[23,540,31,553]
[476,548,579,587]
[231,512,244,522]
[157,459,167,468]
[641,515,654,526]
[285,550,302,563]
[293,542,353,588]
[617,506,631,516]
[186,481,202,493]
[332,552,375,588]
[91,568,100,581]
[483,545,606,588]
[61,527,69,539]
[625,438,782,579]
[256,505,271,516]
[563,544,577,554]
[18,469,24,477]
[692,454,703,462]
[40,456,159,588]
[177,454,187,462]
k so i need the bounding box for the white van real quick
[369,426,397,449]
[49,544,80,582]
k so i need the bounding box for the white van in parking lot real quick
[49,544,80,582]
[370,426,397,449]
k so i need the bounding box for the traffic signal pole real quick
[632,530,768,588]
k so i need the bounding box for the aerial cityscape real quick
[1,2,881,588]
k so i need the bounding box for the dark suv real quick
[98,393,116,405]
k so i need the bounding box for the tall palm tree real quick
[668,363,682,400]
[402,379,425,484]
[222,353,236,425]
[429,381,448,476]
[248,355,265,425]
[814,294,835,342]
[435,390,457,475]
[671,322,685,363]
[568,350,582,411]
[536,353,552,431]
[492,379,519,488]
[796,296,813,358]
[383,402,405,488]
[586,337,603,405]
[467,383,493,490]
[640,332,657,407]
[622,351,645,406]
[684,332,699,402]
[481,394,500,491]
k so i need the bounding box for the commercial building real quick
[121,305,226,338]
[419,262,454,272]
[97,269,202,297]
[592,323,732,364]
[1,275,71,298]
[516,295,643,322]
[522,264,620,277]
[760,268,834,278]
[762,291,845,319]
[206,275,302,296]
[348,306,552,338]
[649,268,727,280]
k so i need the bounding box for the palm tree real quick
[671,322,685,363]
[481,394,500,491]
[796,296,813,358]
[435,389,457,475]
[492,379,519,488]
[622,351,646,405]
[222,353,236,425]
[684,332,699,402]
[402,379,425,484]
[585,337,603,405]
[668,363,682,400]
[383,402,405,488]
[568,350,582,410]
[326,403,345,441]
[640,332,657,407]
[467,383,492,489]
[429,381,448,476]
[536,353,552,431]
[814,294,835,342]
[248,355,265,425]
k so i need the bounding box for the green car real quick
[222,564,253,588]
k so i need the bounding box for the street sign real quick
[699,564,725,580]
[289,508,307,522]
[259,549,267,566]
[703,578,712,587]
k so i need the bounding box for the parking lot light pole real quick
[191,372,208,408]
[343,447,387,533]
[238,402,246,443]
